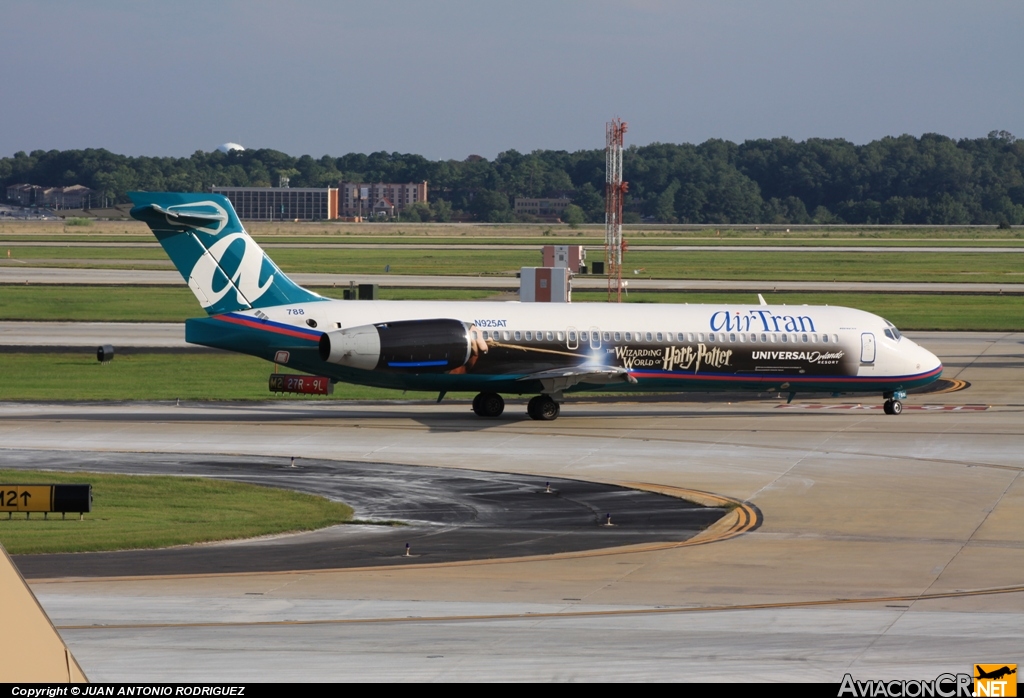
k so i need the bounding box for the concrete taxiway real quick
[0,321,190,349]
[0,331,1021,681]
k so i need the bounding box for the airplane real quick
[975,666,1016,681]
[129,192,943,420]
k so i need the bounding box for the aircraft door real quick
[567,326,579,350]
[861,332,876,364]
[589,326,601,350]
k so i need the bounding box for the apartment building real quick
[339,181,428,218]
[513,197,571,220]
[5,184,98,208]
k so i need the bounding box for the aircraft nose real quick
[922,346,943,376]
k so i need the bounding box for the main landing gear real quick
[470,392,561,420]
[472,392,505,417]
[527,395,560,421]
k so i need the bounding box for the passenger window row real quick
[472,329,842,345]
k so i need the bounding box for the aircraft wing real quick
[516,365,637,394]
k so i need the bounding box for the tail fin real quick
[129,192,323,314]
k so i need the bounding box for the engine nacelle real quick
[318,318,472,373]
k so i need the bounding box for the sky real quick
[2,0,1022,160]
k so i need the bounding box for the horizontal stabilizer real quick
[143,202,229,228]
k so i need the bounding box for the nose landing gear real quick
[882,390,906,415]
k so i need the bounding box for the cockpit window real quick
[883,319,902,341]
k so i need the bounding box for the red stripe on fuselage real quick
[215,313,321,341]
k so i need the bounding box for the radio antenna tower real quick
[605,118,628,302]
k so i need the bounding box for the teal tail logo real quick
[129,192,324,314]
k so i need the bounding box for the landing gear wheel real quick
[527,395,560,421]
[883,399,903,415]
[473,392,504,417]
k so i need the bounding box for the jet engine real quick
[318,318,473,372]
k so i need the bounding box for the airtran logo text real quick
[711,309,816,333]
[190,233,273,308]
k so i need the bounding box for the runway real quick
[1,331,1021,681]
[3,266,1022,293]
[0,321,190,349]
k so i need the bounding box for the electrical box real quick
[541,245,585,272]
[520,267,571,302]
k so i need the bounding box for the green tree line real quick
[2,131,1022,224]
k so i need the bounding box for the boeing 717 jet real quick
[130,192,943,420]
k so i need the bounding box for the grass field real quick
[0,469,353,554]
[4,235,1024,247]
[1,218,1022,242]
[3,246,168,260]
[4,245,1022,283]
[0,352,447,401]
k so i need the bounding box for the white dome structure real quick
[217,142,245,154]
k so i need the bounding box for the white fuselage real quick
[223,297,942,391]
